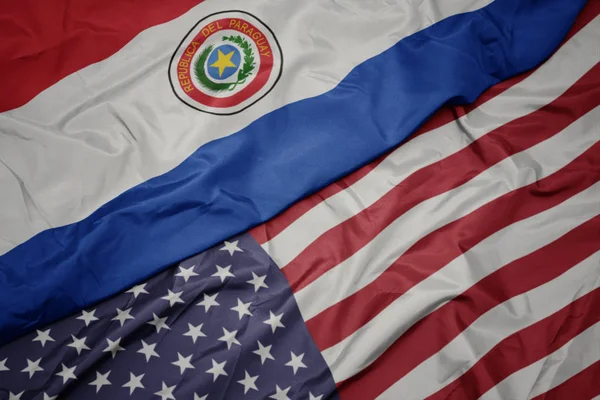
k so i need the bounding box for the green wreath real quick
[194,35,256,92]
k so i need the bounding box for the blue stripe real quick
[0,0,586,344]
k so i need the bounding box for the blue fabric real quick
[0,0,586,344]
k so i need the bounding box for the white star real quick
[309,392,323,400]
[67,335,91,355]
[175,265,199,282]
[212,264,235,282]
[247,272,268,292]
[137,340,160,362]
[112,307,135,326]
[103,338,125,359]
[88,370,111,393]
[205,359,227,382]
[55,363,77,384]
[32,329,54,347]
[194,395,208,400]
[253,341,275,364]
[220,240,243,256]
[237,370,259,394]
[218,327,241,350]
[183,323,206,344]
[43,393,57,400]
[21,358,43,378]
[77,309,99,326]
[8,392,23,400]
[0,358,9,372]
[269,385,291,400]
[285,352,307,375]
[231,298,253,320]
[122,372,145,395]
[161,290,185,307]
[154,382,176,400]
[126,283,149,298]
[172,353,195,375]
[197,293,220,312]
[263,311,285,333]
[147,313,170,333]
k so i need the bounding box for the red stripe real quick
[0,0,203,112]
[286,63,600,300]
[427,253,600,400]
[249,1,599,245]
[532,360,600,400]
[336,191,600,400]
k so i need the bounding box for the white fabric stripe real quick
[321,147,600,384]
[480,321,600,400]
[262,16,600,268]
[322,171,600,383]
[0,0,492,255]
[377,249,600,400]
[296,105,600,325]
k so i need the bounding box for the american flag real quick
[1,2,600,400]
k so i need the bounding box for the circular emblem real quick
[169,11,283,115]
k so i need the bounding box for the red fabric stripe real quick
[0,0,203,112]
[336,169,600,400]
[310,115,600,353]
[287,63,600,301]
[249,0,599,245]
[425,238,600,399]
[532,360,600,400]
[430,291,600,400]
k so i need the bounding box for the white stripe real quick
[0,0,492,255]
[377,250,600,400]
[262,16,600,268]
[322,175,600,383]
[296,105,600,324]
[480,321,600,400]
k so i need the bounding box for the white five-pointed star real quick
[154,382,176,400]
[212,265,235,282]
[220,240,243,256]
[172,353,195,375]
[112,307,135,326]
[194,394,208,400]
[183,323,206,343]
[161,290,185,307]
[55,363,77,384]
[0,358,9,371]
[103,338,125,359]
[269,385,291,400]
[175,265,199,282]
[253,341,275,364]
[285,352,307,375]
[32,329,54,347]
[231,298,253,320]
[247,272,268,292]
[237,370,259,394]
[8,392,23,400]
[126,283,149,298]
[147,313,171,333]
[218,328,241,350]
[197,293,220,312]
[206,359,227,382]
[122,372,145,395]
[263,311,285,333]
[21,358,43,378]
[67,335,91,355]
[89,370,111,393]
[137,340,160,362]
[309,392,323,400]
[43,393,57,400]
[77,309,99,326]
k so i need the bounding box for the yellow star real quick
[210,49,237,78]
